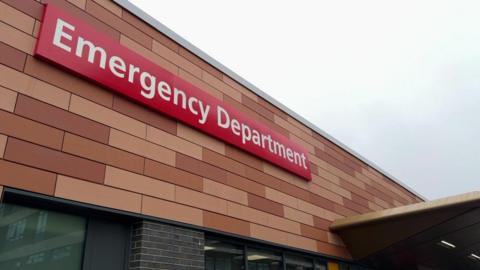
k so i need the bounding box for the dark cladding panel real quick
[129,221,205,270]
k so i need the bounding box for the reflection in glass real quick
[205,239,244,270]
[0,203,86,270]
[247,248,282,270]
[286,254,314,270]
[314,260,327,270]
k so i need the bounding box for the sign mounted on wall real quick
[35,4,312,180]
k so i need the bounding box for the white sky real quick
[129,0,480,200]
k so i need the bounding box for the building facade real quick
[0,0,424,269]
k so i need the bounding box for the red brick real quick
[0,20,35,55]
[112,95,177,135]
[241,95,274,121]
[1,0,43,20]
[225,145,263,171]
[204,211,250,236]
[144,159,203,192]
[202,148,246,177]
[333,203,359,217]
[122,10,179,52]
[226,173,266,197]
[105,166,174,201]
[66,0,86,9]
[40,0,119,40]
[92,0,121,16]
[222,95,259,120]
[369,180,408,204]
[63,133,145,174]
[317,241,352,259]
[364,184,395,205]
[0,110,64,150]
[0,86,17,112]
[178,47,223,80]
[279,181,310,202]
[342,198,370,214]
[244,167,283,191]
[142,195,203,226]
[308,193,335,212]
[313,216,331,231]
[258,116,290,137]
[175,153,227,184]
[315,147,355,176]
[0,159,56,195]
[15,95,110,144]
[85,0,151,49]
[24,56,114,108]
[351,193,369,208]
[56,175,141,213]
[248,194,284,217]
[204,179,248,205]
[0,42,26,71]
[258,98,289,120]
[300,224,328,242]
[310,162,319,175]
[339,179,375,202]
[4,138,106,184]
[176,186,227,214]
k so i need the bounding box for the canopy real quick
[331,192,480,270]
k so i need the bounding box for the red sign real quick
[35,4,311,180]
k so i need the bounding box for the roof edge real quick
[113,0,426,201]
[330,191,480,231]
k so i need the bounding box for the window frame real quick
[205,234,370,270]
[1,189,136,270]
[1,188,374,270]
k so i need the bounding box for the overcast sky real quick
[129,0,480,200]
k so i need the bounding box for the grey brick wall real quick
[129,220,205,270]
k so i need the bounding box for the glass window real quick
[205,239,244,270]
[315,260,327,270]
[286,254,314,270]
[247,248,282,270]
[0,203,86,270]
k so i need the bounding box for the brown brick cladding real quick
[0,0,423,260]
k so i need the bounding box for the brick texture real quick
[4,138,106,184]
[0,42,27,71]
[15,95,110,144]
[129,221,204,270]
[0,0,423,261]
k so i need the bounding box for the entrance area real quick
[0,188,369,270]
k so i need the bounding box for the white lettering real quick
[217,106,230,128]
[76,37,107,69]
[53,19,74,52]
[46,18,310,173]
[231,119,240,136]
[158,81,171,101]
[286,148,294,162]
[109,56,126,78]
[198,102,210,125]
[188,97,199,115]
[128,64,140,83]
[241,123,251,144]
[252,130,261,146]
[173,88,187,109]
[140,71,156,99]
[300,154,308,169]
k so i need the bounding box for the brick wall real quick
[0,0,422,259]
[130,221,204,270]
